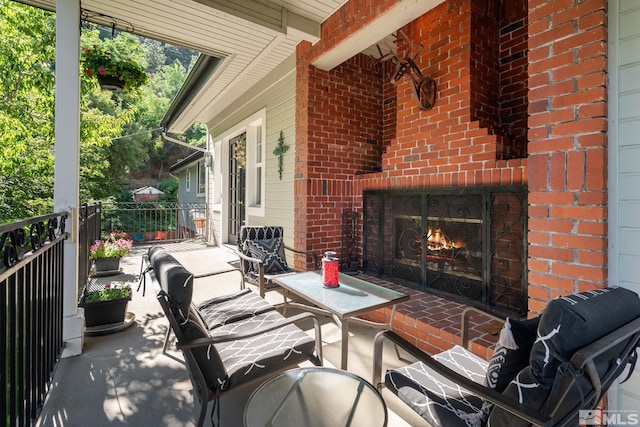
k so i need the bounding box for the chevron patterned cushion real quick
[244,237,290,273]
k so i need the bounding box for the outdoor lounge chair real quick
[373,286,640,426]
[236,225,318,298]
[146,246,323,426]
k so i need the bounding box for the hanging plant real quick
[81,44,149,91]
[234,134,247,168]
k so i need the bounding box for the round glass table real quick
[244,367,388,427]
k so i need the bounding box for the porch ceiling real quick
[16,0,431,133]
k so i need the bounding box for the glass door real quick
[228,134,246,244]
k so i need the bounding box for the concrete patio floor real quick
[36,242,430,427]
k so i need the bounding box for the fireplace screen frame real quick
[363,186,528,317]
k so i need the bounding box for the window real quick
[253,125,263,206]
[244,117,265,216]
[186,169,191,192]
[197,160,206,194]
[211,109,266,217]
[212,138,222,207]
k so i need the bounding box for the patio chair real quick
[146,246,323,426]
[373,286,640,427]
[139,247,246,353]
[236,225,318,298]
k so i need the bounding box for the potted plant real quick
[81,44,149,92]
[90,231,133,274]
[79,281,132,327]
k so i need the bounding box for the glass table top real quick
[244,367,387,427]
[272,271,409,318]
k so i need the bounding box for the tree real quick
[78,28,147,201]
[0,1,202,224]
[0,1,56,221]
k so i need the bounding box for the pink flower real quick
[85,69,92,75]
[98,68,105,75]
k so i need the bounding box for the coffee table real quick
[272,271,409,369]
[244,367,387,427]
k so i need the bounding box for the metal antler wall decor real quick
[372,31,437,111]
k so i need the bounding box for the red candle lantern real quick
[322,251,339,287]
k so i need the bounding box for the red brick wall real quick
[526,0,608,314]
[381,60,396,155]
[297,0,526,263]
[500,0,528,157]
[294,53,384,264]
[295,0,608,318]
[470,0,501,132]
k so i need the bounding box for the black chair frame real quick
[373,309,640,427]
[236,226,318,298]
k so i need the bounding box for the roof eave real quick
[161,54,224,132]
[170,151,205,172]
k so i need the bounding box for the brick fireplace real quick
[295,0,609,338]
[363,186,527,317]
[296,0,529,309]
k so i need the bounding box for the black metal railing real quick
[1,211,68,426]
[100,201,207,244]
[78,203,102,294]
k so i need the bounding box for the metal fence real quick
[78,203,102,294]
[1,211,68,426]
[100,202,207,244]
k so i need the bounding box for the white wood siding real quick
[207,55,296,246]
[609,0,640,412]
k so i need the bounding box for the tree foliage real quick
[0,1,56,221]
[0,0,201,223]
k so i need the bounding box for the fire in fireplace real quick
[364,187,527,316]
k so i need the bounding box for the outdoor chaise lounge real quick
[236,225,318,298]
[373,286,640,426]
[144,246,323,426]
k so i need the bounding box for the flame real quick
[426,227,461,251]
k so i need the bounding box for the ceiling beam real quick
[192,0,320,42]
[312,0,445,71]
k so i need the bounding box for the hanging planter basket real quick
[82,44,149,92]
[97,75,125,92]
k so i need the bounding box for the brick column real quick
[527,0,608,313]
[294,41,312,271]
